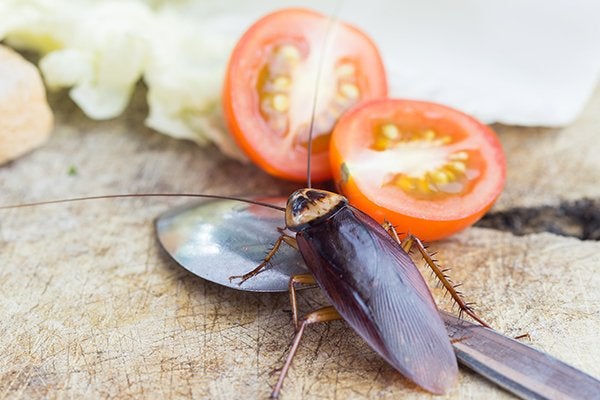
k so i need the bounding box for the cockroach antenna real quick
[0,193,286,212]
[306,1,342,189]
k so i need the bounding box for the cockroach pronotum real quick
[2,6,600,400]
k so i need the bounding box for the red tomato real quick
[330,99,506,241]
[223,8,387,182]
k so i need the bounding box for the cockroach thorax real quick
[285,188,347,231]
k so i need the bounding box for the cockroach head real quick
[285,189,347,231]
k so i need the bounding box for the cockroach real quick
[246,187,486,397]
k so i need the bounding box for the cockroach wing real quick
[155,197,307,292]
[296,206,458,394]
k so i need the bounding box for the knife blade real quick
[442,311,600,400]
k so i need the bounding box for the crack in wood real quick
[477,198,600,240]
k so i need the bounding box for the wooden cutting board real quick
[1,86,599,399]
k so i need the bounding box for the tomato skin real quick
[330,99,506,241]
[223,8,387,182]
[335,175,497,241]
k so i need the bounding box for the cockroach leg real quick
[228,234,298,284]
[382,222,490,328]
[449,336,472,344]
[404,234,490,328]
[277,227,300,250]
[288,274,317,330]
[271,306,342,399]
[382,220,403,247]
[515,332,531,341]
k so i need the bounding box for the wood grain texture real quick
[1,86,599,399]
[493,84,600,211]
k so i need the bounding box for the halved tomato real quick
[330,99,506,241]
[223,8,387,182]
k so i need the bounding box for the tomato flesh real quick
[330,99,506,241]
[223,8,387,182]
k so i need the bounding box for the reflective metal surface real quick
[155,196,306,292]
[442,311,600,400]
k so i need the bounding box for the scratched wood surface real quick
[1,86,599,400]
